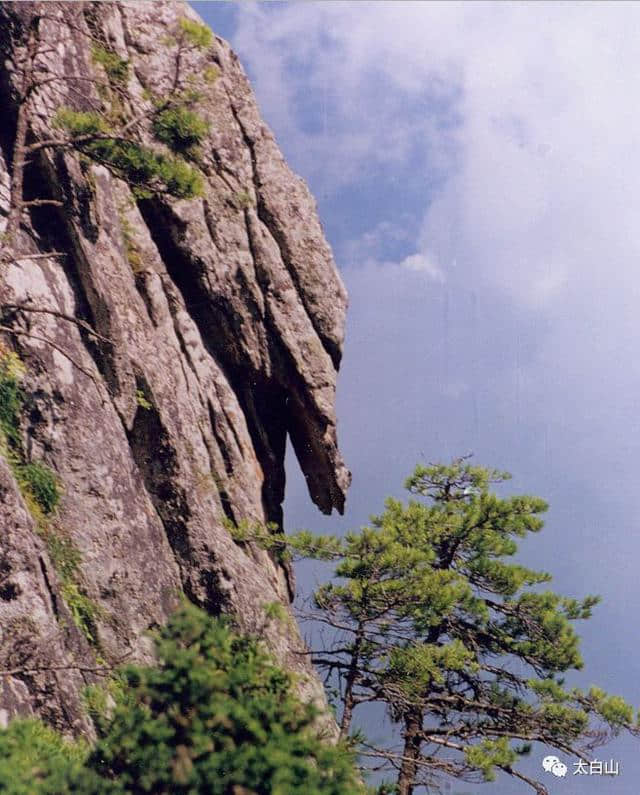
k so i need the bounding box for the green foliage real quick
[52,20,214,203]
[118,214,144,273]
[464,738,517,782]
[295,459,640,792]
[404,458,511,498]
[0,348,25,447]
[203,65,220,84]
[178,17,213,49]
[0,348,61,518]
[44,531,81,582]
[42,528,101,646]
[0,606,362,794]
[125,244,143,273]
[91,45,129,85]
[11,458,60,525]
[235,189,254,209]
[54,110,203,199]
[229,519,343,564]
[53,108,108,137]
[586,686,635,726]
[83,675,126,734]
[87,604,361,794]
[384,640,476,694]
[84,683,109,723]
[226,517,289,561]
[288,530,344,560]
[152,107,209,154]
[263,599,288,623]
[18,461,60,515]
[0,718,112,795]
[0,352,95,644]
[135,389,152,410]
[1,606,361,793]
[84,136,203,199]
[61,581,102,647]
[157,154,204,198]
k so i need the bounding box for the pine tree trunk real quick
[339,623,364,739]
[396,709,422,795]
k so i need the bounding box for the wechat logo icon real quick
[542,755,568,778]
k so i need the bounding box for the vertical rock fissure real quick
[136,198,288,527]
[242,209,347,515]
[22,159,120,397]
[202,404,236,525]
[38,556,60,621]
[227,100,342,370]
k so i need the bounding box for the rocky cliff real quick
[0,1,349,736]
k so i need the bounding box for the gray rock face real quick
[0,1,349,735]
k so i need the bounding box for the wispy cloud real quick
[400,252,445,282]
[228,1,640,312]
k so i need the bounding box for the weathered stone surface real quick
[0,0,349,734]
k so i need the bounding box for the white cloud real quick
[400,252,445,283]
[229,1,640,313]
[340,219,414,267]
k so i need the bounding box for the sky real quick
[196,3,640,792]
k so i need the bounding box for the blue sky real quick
[195,4,640,791]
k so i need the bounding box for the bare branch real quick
[498,765,548,795]
[2,303,113,345]
[22,199,63,208]
[4,252,67,261]
[0,325,103,397]
[0,651,132,679]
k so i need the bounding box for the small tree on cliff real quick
[1,4,213,369]
[282,459,640,794]
[2,4,211,250]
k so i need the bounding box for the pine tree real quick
[2,5,209,253]
[288,458,640,794]
[0,4,211,375]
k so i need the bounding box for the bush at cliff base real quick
[0,719,114,794]
[0,604,362,795]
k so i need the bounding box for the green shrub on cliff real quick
[0,719,114,795]
[0,605,362,794]
[0,348,60,518]
[18,461,59,515]
[0,348,25,447]
[89,604,361,794]
[53,109,204,199]
[152,106,210,154]
[91,44,129,85]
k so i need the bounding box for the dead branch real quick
[2,303,113,345]
[0,324,104,398]
[0,650,133,679]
